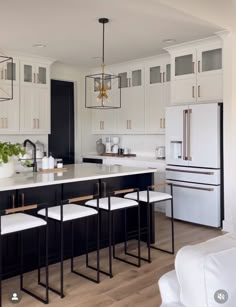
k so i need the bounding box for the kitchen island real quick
[0,163,156,279]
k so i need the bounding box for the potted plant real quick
[0,142,26,179]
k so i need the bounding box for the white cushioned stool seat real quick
[86,197,138,211]
[1,213,46,235]
[38,204,98,221]
[125,190,172,203]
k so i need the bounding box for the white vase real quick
[0,160,16,179]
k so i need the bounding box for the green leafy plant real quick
[0,142,26,164]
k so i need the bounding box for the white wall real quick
[90,134,165,157]
[0,135,48,150]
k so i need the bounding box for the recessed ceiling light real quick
[92,56,102,60]
[162,39,176,44]
[32,44,46,48]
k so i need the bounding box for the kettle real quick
[156,146,165,159]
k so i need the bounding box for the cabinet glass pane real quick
[150,66,161,84]
[118,72,128,88]
[166,64,171,82]
[175,54,193,76]
[202,48,222,72]
[38,67,47,84]
[24,65,32,82]
[132,69,142,86]
[7,63,16,81]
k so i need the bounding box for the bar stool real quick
[85,188,141,278]
[0,203,49,306]
[124,183,174,263]
[38,194,99,298]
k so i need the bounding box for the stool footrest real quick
[71,269,99,283]
[86,264,113,278]
[125,251,151,263]
[38,281,65,298]
[21,286,48,304]
[113,255,141,267]
[150,245,174,254]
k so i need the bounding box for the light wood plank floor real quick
[2,213,222,307]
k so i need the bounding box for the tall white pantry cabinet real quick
[0,54,53,135]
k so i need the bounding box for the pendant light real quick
[0,55,13,101]
[85,18,121,109]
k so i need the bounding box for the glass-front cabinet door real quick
[172,49,196,80]
[197,45,222,74]
[21,62,48,86]
[116,65,143,89]
[0,59,19,84]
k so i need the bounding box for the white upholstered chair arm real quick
[158,270,182,306]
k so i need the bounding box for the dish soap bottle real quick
[48,152,55,169]
[42,152,49,170]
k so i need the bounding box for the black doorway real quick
[49,80,75,164]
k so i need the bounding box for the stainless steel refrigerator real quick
[165,102,223,227]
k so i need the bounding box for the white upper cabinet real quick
[114,63,145,134]
[166,37,223,105]
[145,56,171,134]
[20,61,49,87]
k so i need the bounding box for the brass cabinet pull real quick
[192,86,195,98]
[160,118,162,128]
[198,60,200,73]
[192,61,195,73]
[126,120,129,129]
[198,85,200,98]
[187,109,192,161]
[4,69,7,80]
[183,110,188,160]
[163,72,165,82]
[129,120,132,129]
[33,73,36,83]
[37,118,40,129]
[160,72,163,83]
[163,118,165,128]
[5,118,8,128]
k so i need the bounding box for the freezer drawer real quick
[166,180,221,227]
[166,166,220,185]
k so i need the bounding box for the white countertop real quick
[0,163,157,192]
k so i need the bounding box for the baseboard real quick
[222,219,234,232]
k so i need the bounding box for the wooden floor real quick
[2,213,222,307]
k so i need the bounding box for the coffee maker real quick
[111,137,120,154]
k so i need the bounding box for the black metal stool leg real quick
[20,232,23,290]
[85,217,89,266]
[38,228,41,284]
[71,221,74,272]
[60,221,64,298]
[108,211,113,278]
[147,203,151,262]
[137,202,141,267]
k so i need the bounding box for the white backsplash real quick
[0,135,48,152]
[96,134,165,157]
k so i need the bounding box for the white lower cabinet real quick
[20,86,50,134]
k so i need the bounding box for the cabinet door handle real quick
[4,69,7,80]
[198,60,200,73]
[37,73,39,83]
[127,120,129,129]
[37,118,40,129]
[12,194,15,208]
[198,85,200,98]
[192,86,195,98]
[163,72,165,82]
[160,118,162,128]
[5,118,8,128]
[163,118,165,128]
[160,72,163,83]
[192,62,195,73]
[33,73,36,83]
[21,193,25,206]
[129,120,132,129]
[0,70,3,80]
[33,118,35,129]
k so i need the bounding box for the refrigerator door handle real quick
[171,183,214,192]
[166,168,214,175]
[183,110,188,160]
[187,109,192,161]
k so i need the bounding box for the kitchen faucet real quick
[23,139,37,172]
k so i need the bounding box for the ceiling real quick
[0,0,224,67]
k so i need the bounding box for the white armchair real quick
[158,233,236,307]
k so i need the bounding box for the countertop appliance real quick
[165,102,223,227]
[156,146,165,159]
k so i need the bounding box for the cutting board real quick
[101,153,136,157]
